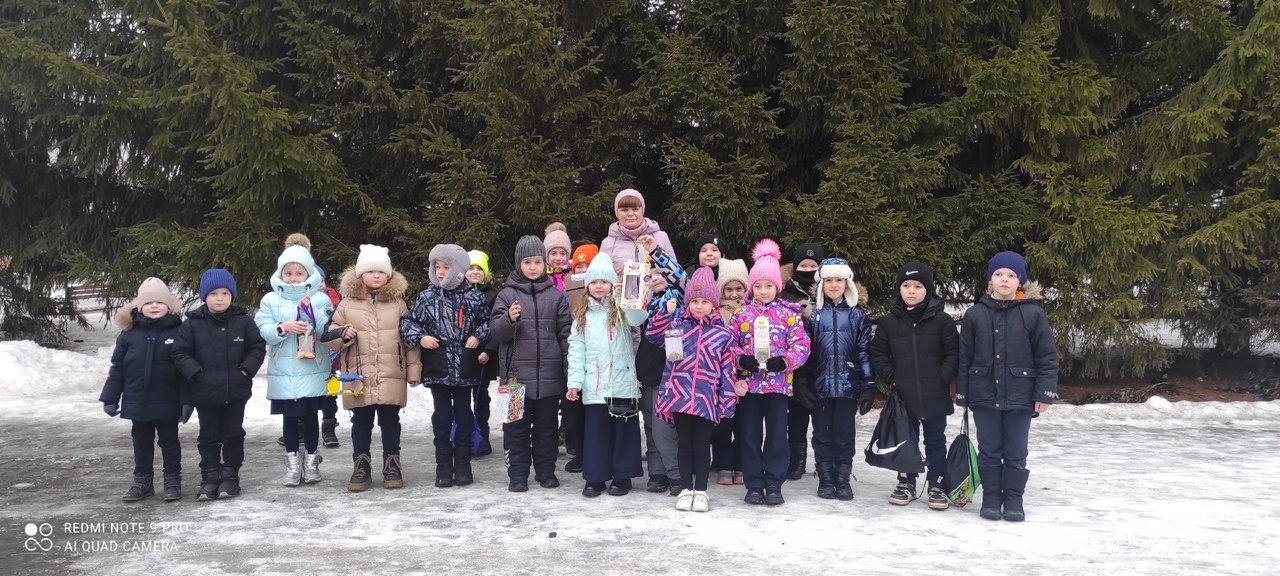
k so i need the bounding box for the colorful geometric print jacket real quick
[730,298,812,396]
[400,279,491,387]
[645,309,737,425]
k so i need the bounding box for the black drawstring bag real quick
[944,408,981,507]
[864,391,926,473]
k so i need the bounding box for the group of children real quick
[102,188,1057,522]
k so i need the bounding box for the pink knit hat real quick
[614,188,645,212]
[747,238,783,297]
[685,266,719,307]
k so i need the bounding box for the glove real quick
[103,403,119,417]
[765,356,787,373]
[180,405,194,424]
[792,383,817,411]
[737,355,760,373]
[858,388,876,416]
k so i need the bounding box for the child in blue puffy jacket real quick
[805,258,871,502]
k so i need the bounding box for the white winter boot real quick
[282,452,303,487]
[303,452,323,484]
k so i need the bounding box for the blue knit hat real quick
[986,251,1027,285]
[199,268,238,301]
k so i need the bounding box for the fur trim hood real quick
[115,306,182,331]
[339,267,408,302]
[986,280,1045,301]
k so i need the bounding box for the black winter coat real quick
[99,311,188,421]
[489,271,571,400]
[171,305,267,406]
[956,284,1059,411]
[869,297,959,420]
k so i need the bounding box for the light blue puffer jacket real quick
[567,253,649,405]
[254,243,334,401]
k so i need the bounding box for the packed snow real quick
[0,339,1277,575]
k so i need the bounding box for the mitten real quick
[858,388,876,415]
[103,403,119,417]
[736,355,760,373]
[765,356,787,373]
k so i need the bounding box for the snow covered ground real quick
[1,339,1278,575]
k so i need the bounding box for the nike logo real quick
[905,270,919,276]
[870,440,907,455]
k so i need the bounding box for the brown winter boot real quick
[382,452,404,489]
[348,453,373,492]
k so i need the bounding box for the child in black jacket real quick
[173,269,267,501]
[957,252,1058,522]
[869,262,958,510]
[100,278,191,502]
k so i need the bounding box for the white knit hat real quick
[354,244,393,277]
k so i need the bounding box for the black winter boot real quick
[217,466,240,498]
[475,425,493,456]
[382,452,404,489]
[454,445,474,486]
[979,466,1003,520]
[348,453,373,492]
[435,446,455,488]
[123,474,154,502]
[786,442,807,480]
[197,469,220,501]
[815,462,836,499]
[321,418,340,448]
[834,462,855,501]
[1002,466,1029,522]
[162,472,182,502]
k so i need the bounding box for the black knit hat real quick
[693,234,721,257]
[896,262,935,299]
[792,243,825,266]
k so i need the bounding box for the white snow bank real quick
[0,340,112,397]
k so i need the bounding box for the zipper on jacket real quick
[910,320,922,410]
[143,328,156,399]
[830,304,840,397]
[532,284,542,398]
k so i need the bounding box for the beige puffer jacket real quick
[327,268,422,409]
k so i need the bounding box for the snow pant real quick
[787,395,811,455]
[282,416,319,454]
[561,395,584,456]
[641,384,680,481]
[473,380,491,426]
[738,392,790,490]
[350,404,402,455]
[674,413,715,491]
[971,406,1033,470]
[320,395,338,420]
[711,414,741,472]
[908,415,948,481]
[582,404,644,483]
[195,401,246,471]
[430,385,474,449]
[503,395,559,480]
[811,397,857,464]
[132,419,181,476]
